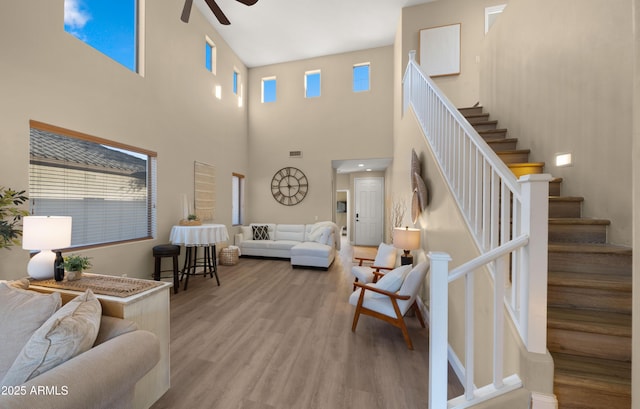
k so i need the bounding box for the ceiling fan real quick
[181,0,258,25]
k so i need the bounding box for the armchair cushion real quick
[1,290,101,387]
[373,243,397,268]
[369,264,412,298]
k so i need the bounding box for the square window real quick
[353,63,370,92]
[64,0,138,72]
[305,70,321,98]
[262,77,276,103]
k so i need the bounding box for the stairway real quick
[459,106,632,409]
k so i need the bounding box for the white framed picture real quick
[419,23,461,77]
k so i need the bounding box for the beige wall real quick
[247,47,394,225]
[0,0,249,279]
[480,0,633,245]
[401,0,510,108]
[632,0,639,406]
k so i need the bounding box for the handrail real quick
[403,51,551,408]
[448,234,528,282]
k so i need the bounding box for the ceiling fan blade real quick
[204,0,231,25]
[180,0,193,23]
[236,0,258,5]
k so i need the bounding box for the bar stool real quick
[152,244,181,294]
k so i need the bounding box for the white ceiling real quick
[193,0,436,68]
[332,158,393,174]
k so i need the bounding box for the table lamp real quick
[393,226,421,266]
[22,216,72,280]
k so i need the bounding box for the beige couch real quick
[0,282,160,409]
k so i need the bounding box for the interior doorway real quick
[354,177,384,246]
[336,189,349,240]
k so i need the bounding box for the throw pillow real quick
[373,243,397,269]
[1,289,102,387]
[370,264,412,298]
[0,284,61,380]
[252,225,270,241]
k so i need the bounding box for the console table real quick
[30,273,171,409]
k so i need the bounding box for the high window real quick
[232,173,244,225]
[205,37,217,74]
[29,121,157,248]
[353,63,370,92]
[233,70,239,95]
[305,70,321,98]
[262,77,277,103]
[64,0,139,72]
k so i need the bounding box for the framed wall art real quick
[419,23,461,77]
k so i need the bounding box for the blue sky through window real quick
[353,64,370,92]
[305,71,321,98]
[64,0,137,72]
[206,43,213,72]
[263,78,276,103]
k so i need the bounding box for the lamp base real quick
[400,254,414,266]
[27,250,56,280]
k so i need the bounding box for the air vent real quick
[289,150,302,158]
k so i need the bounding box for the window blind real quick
[29,121,157,248]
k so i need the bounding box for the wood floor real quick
[151,240,463,409]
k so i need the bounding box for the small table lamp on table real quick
[22,216,72,280]
[393,226,421,266]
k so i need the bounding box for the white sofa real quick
[234,222,340,269]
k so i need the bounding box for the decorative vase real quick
[66,270,83,281]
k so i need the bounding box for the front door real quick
[354,177,384,246]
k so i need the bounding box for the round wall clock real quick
[271,167,308,206]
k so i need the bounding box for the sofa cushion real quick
[290,241,332,257]
[275,224,305,242]
[1,289,101,387]
[268,240,300,251]
[252,225,270,240]
[370,264,412,298]
[0,283,61,380]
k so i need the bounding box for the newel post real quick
[518,174,552,354]
[403,51,417,114]
[428,251,452,409]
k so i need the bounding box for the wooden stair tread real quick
[548,242,632,255]
[486,137,517,143]
[549,196,583,202]
[548,307,631,337]
[496,149,530,155]
[548,271,631,291]
[508,162,544,167]
[478,128,507,135]
[554,355,631,397]
[548,218,610,226]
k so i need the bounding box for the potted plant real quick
[64,254,92,280]
[0,187,29,250]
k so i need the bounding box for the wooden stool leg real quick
[154,257,161,281]
[172,255,179,294]
[184,247,196,291]
[211,244,220,286]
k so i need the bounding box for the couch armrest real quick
[0,330,160,409]
[234,232,244,245]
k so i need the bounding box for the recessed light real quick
[366,168,372,172]
[358,163,364,167]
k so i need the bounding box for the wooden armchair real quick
[351,242,397,289]
[349,261,428,350]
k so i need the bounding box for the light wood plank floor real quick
[151,239,463,409]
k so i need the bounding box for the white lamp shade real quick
[393,227,421,250]
[22,216,72,250]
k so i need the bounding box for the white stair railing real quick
[402,51,551,408]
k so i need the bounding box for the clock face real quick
[271,167,308,206]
